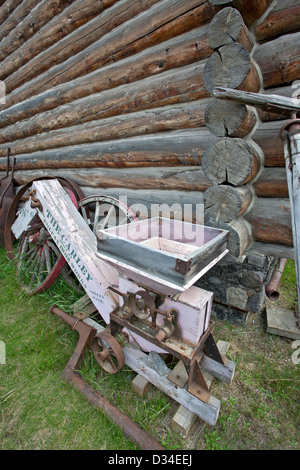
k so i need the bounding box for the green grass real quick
[0,248,299,450]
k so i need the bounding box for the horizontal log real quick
[6,165,289,199]
[204,184,253,222]
[1,25,212,121]
[247,242,294,260]
[0,0,74,62]
[2,0,159,88]
[208,0,273,25]
[0,0,118,80]
[208,6,254,51]
[253,167,288,198]
[253,0,300,42]
[202,137,261,186]
[0,101,209,157]
[0,63,209,143]
[204,98,257,137]
[3,166,212,192]
[62,186,206,224]
[0,118,284,171]
[0,117,286,171]
[0,129,213,170]
[245,198,292,246]
[203,43,261,94]
[5,0,214,96]
[253,120,287,167]
[253,31,300,88]
[9,172,292,247]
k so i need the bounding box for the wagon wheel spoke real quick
[78,195,138,236]
[16,231,66,295]
[98,205,115,231]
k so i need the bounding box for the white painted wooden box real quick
[96,217,229,294]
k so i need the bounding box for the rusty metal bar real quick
[265,258,287,301]
[50,305,165,451]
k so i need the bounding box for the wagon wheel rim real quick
[78,195,138,235]
[91,331,125,374]
[14,187,79,294]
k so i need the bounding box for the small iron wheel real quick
[91,331,125,374]
[130,290,156,320]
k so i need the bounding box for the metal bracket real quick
[175,258,192,274]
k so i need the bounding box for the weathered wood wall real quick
[0,0,299,258]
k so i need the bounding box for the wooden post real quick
[281,119,300,314]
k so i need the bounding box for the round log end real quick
[204,184,253,223]
[208,7,253,51]
[203,44,251,94]
[207,216,253,258]
[202,137,260,186]
[205,98,257,137]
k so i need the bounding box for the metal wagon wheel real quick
[78,195,138,235]
[15,227,68,294]
[11,182,82,295]
[4,176,85,260]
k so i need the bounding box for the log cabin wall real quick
[0,0,299,322]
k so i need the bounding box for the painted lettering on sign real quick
[44,208,103,301]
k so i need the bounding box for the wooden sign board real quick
[11,199,37,238]
[31,179,119,323]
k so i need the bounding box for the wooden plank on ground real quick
[266,306,300,340]
[71,294,98,317]
[132,374,153,398]
[172,340,231,436]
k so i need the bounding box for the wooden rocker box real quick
[96,217,229,293]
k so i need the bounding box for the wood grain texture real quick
[1,26,212,122]
[0,63,209,142]
[0,0,74,62]
[204,184,253,222]
[3,0,160,91]
[0,0,119,80]
[4,0,214,97]
[4,166,212,192]
[203,44,260,94]
[254,31,300,88]
[205,98,257,137]
[245,198,293,246]
[208,6,254,51]
[0,129,213,170]
[0,0,39,38]
[208,0,273,26]
[202,137,260,186]
[0,101,209,156]
[253,0,300,42]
